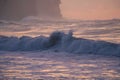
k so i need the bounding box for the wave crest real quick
[0,31,120,56]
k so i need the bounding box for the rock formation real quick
[0,0,62,20]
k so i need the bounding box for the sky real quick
[61,0,120,20]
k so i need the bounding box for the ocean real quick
[0,18,120,80]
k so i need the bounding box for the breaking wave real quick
[0,31,120,57]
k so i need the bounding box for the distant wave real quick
[0,31,120,57]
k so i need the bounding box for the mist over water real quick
[0,0,62,20]
[0,0,120,44]
[0,0,120,80]
[0,18,120,43]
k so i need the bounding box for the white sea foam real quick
[0,31,120,57]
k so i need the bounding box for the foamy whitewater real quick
[0,18,120,80]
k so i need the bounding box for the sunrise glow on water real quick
[0,0,120,80]
[0,51,120,80]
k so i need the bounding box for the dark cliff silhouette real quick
[0,0,62,20]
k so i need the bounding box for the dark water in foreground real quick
[0,51,120,80]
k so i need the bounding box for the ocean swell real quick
[0,31,120,56]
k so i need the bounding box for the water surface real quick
[0,51,120,80]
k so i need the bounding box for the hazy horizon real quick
[0,1,120,80]
[0,0,120,20]
[61,0,120,20]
